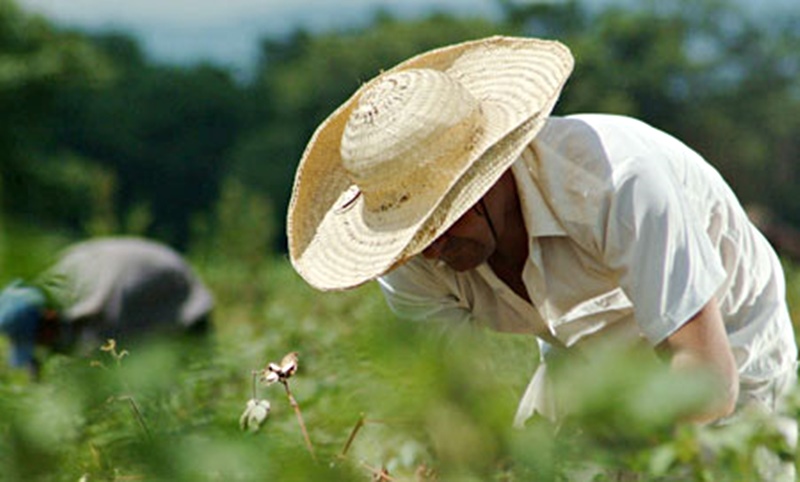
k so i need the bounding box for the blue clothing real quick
[0,281,46,367]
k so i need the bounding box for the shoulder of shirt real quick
[381,255,445,282]
[541,113,641,138]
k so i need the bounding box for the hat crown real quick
[340,69,483,213]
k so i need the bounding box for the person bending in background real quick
[0,236,214,378]
[284,36,798,478]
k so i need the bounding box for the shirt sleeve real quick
[377,257,474,326]
[600,156,727,345]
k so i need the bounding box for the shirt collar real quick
[511,146,566,238]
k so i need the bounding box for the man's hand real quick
[658,297,738,424]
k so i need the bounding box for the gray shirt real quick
[37,237,213,345]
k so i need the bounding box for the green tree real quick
[0,0,111,227]
[506,0,800,228]
[54,34,246,248]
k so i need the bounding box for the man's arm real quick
[658,297,738,424]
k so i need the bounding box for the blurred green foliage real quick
[1,0,800,479]
[0,0,113,236]
[0,215,797,480]
[0,0,798,253]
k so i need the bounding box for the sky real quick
[18,0,502,74]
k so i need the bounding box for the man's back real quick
[39,237,213,342]
[381,114,796,394]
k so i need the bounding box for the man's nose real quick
[423,236,447,260]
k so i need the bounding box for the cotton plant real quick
[239,351,315,458]
[261,351,298,385]
[237,351,444,479]
[239,398,271,432]
[238,353,278,433]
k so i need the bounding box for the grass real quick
[0,227,798,480]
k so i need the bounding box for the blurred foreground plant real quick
[0,251,797,481]
[513,342,798,480]
[93,339,151,440]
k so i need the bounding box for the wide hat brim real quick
[287,36,574,291]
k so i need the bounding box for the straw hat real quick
[287,36,574,291]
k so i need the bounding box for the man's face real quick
[35,310,60,347]
[422,202,496,271]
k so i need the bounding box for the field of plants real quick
[2,0,799,478]
[1,218,799,481]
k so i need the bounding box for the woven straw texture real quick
[287,36,574,290]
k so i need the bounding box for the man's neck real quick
[487,173,530,301]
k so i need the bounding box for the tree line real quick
[1,0,798,255]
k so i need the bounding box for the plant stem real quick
[120,395,151,440]
[340,413,366,457]
[251,370,259,399]
[282,380,316,461]
[360,462,394,481]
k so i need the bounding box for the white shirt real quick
[379,114,797,395]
